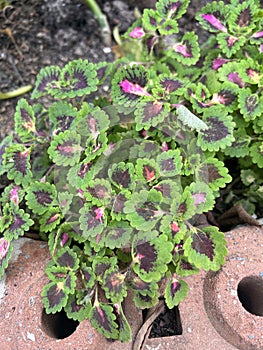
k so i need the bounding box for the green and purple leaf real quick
[167,32,200,65]
[238,88,263,121]
[188,182,215,214]
[111,191,131,221]
[80,263,96,289]
[92,256,117,281]
[228,1,257,35]
[0,134,13,176]
[111,65,149,107]
[212,83,239,110]
[64,293,92,322]
[133,289,159,309]
[142,9,162,31]
[0,238,13,279]
[14,98,36,142]
[31,65,61,99]
[5,207,34,240]
[48,130,82,166]
[157,149,183,178]
[39,207,61,233]
[197,157,232,192]
[98,221,133,249]
[102,266,127,303]
[84,179,112,206]
[25,182,57,214]
[176,258,199,277]
[135,159,160,183]
[3,144,32,186]
[55,247,79,270]
[79,204,107,239]
[134,101,169,130]
[164,276,188,308]
[217,61,245,87]
[184,226,227,271]
[90,303,119,339]
[77,103,110,138]
[197,2,228,33]
[42,281,69,313]
[124,189,163,231]
[132,234,173,282]
[114,304,131,342]
[108,162,135,190]
[49,59,99,98]
[217,33,246,58]
[156,0,190,20]
[48,101,79,134]
[197,107,235,151]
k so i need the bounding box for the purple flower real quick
[129,27,145,39]
[119,79,150,96]
[201,14,227,32]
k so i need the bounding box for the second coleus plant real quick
[2,0,262,343]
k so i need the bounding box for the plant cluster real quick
[0,0,262,343]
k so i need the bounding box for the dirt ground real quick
[0,0,208,140]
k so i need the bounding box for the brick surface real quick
[146,226,263,350]
[0,226,262,350]
[0,238,141,350]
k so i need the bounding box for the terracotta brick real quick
[0,238,141,350]
[0,226,262,350]
[146,226,263,350]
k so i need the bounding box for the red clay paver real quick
[0,226,262,350]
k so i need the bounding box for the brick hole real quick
[142,304,182,338]
[41,308,79,339]
[237,275,263,316]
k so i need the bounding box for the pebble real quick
[103,47,111,54]
[27,332,35,342]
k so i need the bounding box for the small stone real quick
[27,331,35,342]
[103,47,111,54]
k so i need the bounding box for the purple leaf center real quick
[201,14,227,32]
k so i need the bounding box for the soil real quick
[0,0,231,342]
[0,0,209,140]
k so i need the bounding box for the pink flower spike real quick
[119,79,150,96]
[260,44,263,53]
[129,27,145,39]
[201,14,227,32]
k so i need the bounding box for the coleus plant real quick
[1,0,262,343]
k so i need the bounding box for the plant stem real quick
[0,85,32,99]
[83,0,112,46]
